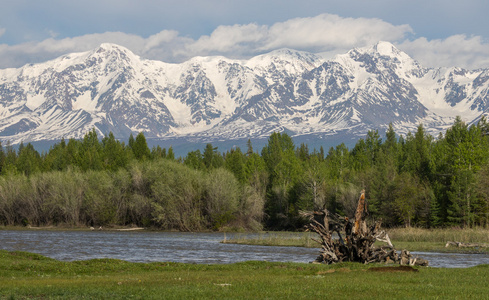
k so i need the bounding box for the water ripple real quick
[1,230,488,268]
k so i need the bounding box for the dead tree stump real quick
[301,190,428,266]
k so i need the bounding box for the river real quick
[1,230,489,268]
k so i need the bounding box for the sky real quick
[0,0,488,69]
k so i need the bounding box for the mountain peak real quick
[339,41,421,75]
[88,43,142,68]
[245,48,324,73]
[372,41,400,57]
[352,41,406,60]
[90,43,138,60]
[96,43,129,52]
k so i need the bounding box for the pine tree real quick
[246,139,253,157]
[429,194,442,227]
[167,146,175,160]
[80,128,103,171]
[296,143,309,161]
[4,141,17,173]
[261,132,302,229]
[151,145,166,160]
[132,132,151,161]
[319,146,325,161]
[128,133,135,149]
[443,117,488,227]
[101,132,128,171]
[203,143,223,169]
[351,138,369,171]
[16,143,42,176]
[184,150,204,170]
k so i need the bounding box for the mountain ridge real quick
[1,41,488,146]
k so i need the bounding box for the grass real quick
[387,227,489,253]
[387,227,489,243]
[1,250,489,299]
[223,231,320,247]
[224,228,489,253]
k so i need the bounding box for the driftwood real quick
[115,227,145,231]
[302,190,428,266]
[445,241,489,248]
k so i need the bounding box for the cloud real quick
[0,31,188,69]
[186,14,412,57]
[0,14,488,70]
[0,28,5,38]
[263,14,411,51]
[397,35,489,69]
[187,23,268,55]
[0,14,414,68]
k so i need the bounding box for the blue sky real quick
[0,0,488,69]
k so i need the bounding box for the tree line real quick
[1,116,489,230]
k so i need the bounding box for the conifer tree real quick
[101,132,128,171]
[80,129,103,171]
[151,145,166,160]
[16,143,42,176]
[443,117,488,226]
[246,139,253,157]
[261,132,302,228]
[184,150,204,170]
[203,143,223,169]
[167,146,175,160]
[128,133,135,149]
[132,132,151,161]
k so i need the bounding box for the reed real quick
[223,232,320,247]
[387,227,489,243]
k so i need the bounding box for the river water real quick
[1,230,489,268]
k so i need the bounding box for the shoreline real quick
[0,225,150,232]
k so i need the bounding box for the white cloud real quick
[397,35,489,69]
[188,23,268,55]
[186,14,412,57]
[263,14,411,51]
[0,28,5,38]
[0,31,188,68]
[0,14,488,70]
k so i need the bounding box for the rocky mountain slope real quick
[1,41,488,146]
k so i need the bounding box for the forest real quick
[0,116,489,231]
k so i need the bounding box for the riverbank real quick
[1,250,489,299]
[224,227,489,254]
[0,224,149,232]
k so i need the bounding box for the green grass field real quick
[1,250,489,299]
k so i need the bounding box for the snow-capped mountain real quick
[1,41,488,147]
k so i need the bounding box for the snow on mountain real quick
[1,41,488,146]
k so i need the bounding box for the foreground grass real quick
[225,228,489,253]
[1,250,489,299]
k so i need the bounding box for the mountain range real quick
[1,41,488,151]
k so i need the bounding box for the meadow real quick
[1,250,489,299]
